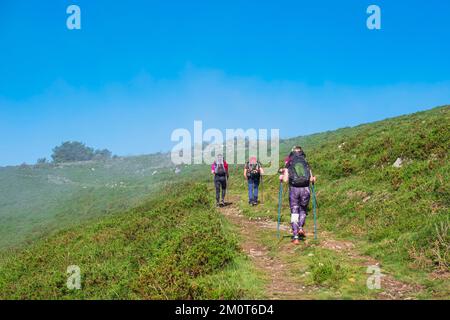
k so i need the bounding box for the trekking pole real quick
[311,184,318,240]
[261,174,264,204]
[225,173,229,204]
[212,173,216,204]
[277,181,283,239]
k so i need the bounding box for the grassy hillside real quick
[230,105,449,297]
[0,182,262,299]
[294,105,449,272]
[0,105,448,299]
[0,153,205,251]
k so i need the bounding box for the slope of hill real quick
[0,105,448,299]
[0,182,263,299]
[290,105,449,271]
[0,153,202,250]
[229,105,449,298]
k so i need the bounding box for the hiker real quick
[279,146,316,245]
[244,156,264,205]
[211,154,229,207]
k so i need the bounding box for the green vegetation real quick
[298,106,449,272]
[0,153,206,250]
[230,105,449,298]
[308,251,350,286]
[0,105,448,299]
[0,183,262,299]
[51,141,113,163]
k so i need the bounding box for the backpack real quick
[288,152,310,187]
[246,161,261,179]
[215,161,226,176]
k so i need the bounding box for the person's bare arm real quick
[279,168,288,183]
[283,169,289,182]
[310,169,316,183]
[244,168,248,179]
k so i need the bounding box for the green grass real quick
[229,105,449,298]
[0,182,262,299]
[0,154,209,251]
[308,251,350,286]
[301,248,373,299]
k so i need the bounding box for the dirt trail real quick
[220,195,304,299]
[219,195,423,300]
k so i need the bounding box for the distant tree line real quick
[36,141,114,164]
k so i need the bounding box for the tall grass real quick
[0,182,262,299]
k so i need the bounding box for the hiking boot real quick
[298,229,306,238]
[216,202,220,207]
[220,200,225,206]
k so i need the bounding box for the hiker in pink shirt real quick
[211,154,229,206]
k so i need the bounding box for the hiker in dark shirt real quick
[211,154,229,207]
[244,156,264,205]
[279,146,316,245]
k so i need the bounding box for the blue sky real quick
[1,0,449,165]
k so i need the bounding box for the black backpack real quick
[246,161,261,179]
[215,162,226,176]
[288,153,310,187]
